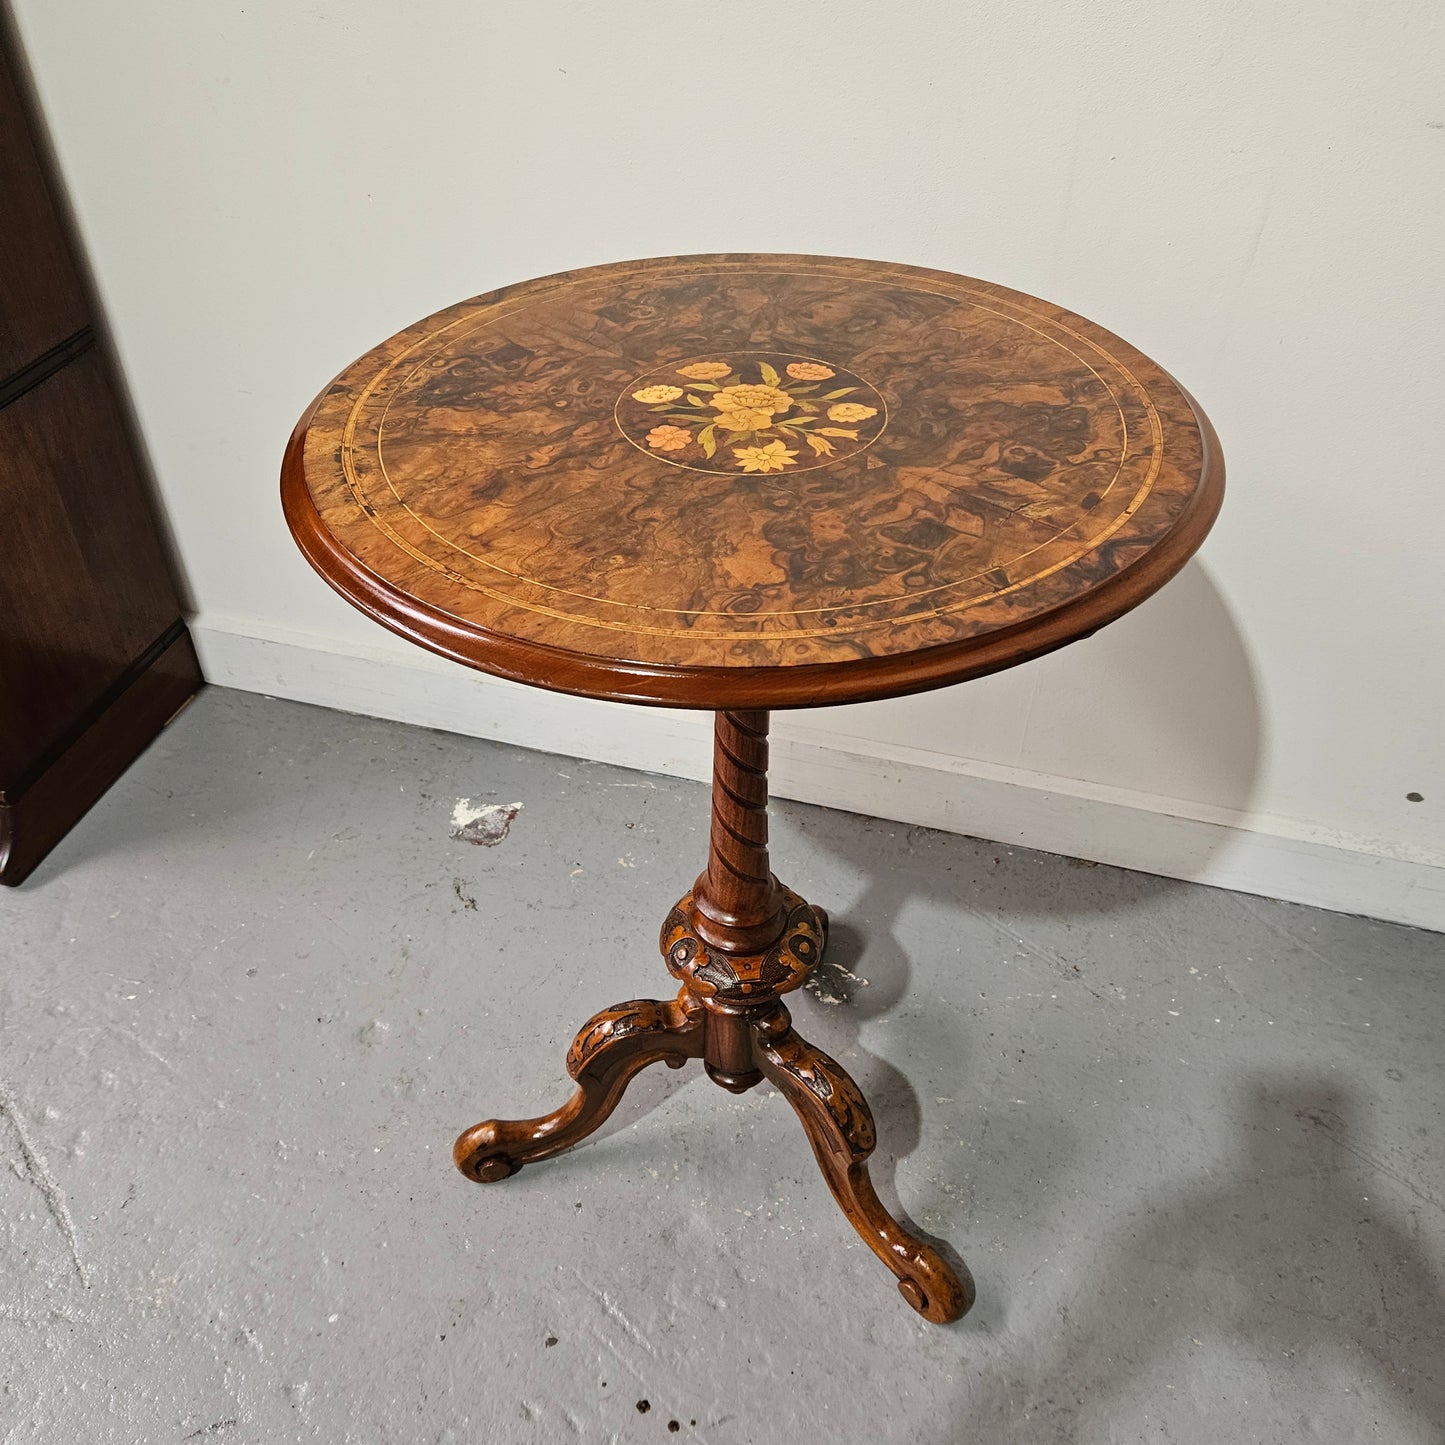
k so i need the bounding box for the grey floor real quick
[1,689,1441,1445]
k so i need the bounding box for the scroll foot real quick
[454,991,704,1183]
[753,1012,974,1324]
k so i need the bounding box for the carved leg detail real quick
[453,706,975,1320]
[753,1014,975,1324]
[454,992,704,1183]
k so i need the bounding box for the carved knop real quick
[662,886,824,1005]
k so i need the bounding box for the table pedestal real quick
[454,710,974,1324]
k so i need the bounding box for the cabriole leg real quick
[454,990,704,1182]
[752,1006,975,1324]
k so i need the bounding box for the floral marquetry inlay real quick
[284,253,1222,704]
[616,354,886,474]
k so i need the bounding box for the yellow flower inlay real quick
[733,441,798,474]
[712,384,792,414]
[646,424,692,452]
[710,383,792,432]
[713,408,771,431]
[620,356,882,471]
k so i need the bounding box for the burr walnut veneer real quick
[282,254,1223,1323]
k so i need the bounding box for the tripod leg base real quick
[454,991,704,1183]
[753,1012,975,1324]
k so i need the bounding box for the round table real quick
[282,253,1223,1324]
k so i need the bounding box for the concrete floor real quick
[1,688,1441,1444]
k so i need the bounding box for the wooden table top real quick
[282,254,1222,709]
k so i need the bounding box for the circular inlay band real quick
[283,254,1220,704]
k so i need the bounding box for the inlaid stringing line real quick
[324,265,1168,641]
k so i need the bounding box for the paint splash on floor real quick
[450,799,522,846]
[804,958,871,1007]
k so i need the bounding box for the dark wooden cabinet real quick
[0,29,202,885]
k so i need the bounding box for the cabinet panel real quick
[0,41,89,379]
[0,349,180,786]
[0,23,201,885]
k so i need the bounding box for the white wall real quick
[8,1,1443,928]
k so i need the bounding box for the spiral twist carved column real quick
[691,709,785,955]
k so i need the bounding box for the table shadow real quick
[785,914,987,1303]
[779,561,1264,925]
[548,903,995,1306]
[954,1073,1445,1439]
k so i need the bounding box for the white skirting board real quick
[192,619,1444,934]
